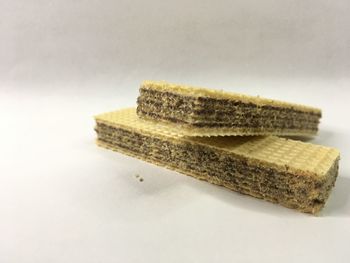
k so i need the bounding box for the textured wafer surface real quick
[95,108,340,213]
[141,80,321,114]
[95,108,338,177]
[137,81,321,137]
[134,115,319,137]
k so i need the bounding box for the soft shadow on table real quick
[321,176,350,217]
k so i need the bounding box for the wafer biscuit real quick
[137,81,322,137]
[95,108,339,214]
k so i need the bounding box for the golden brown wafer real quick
[95,108,339,214]
[137,81,321,137]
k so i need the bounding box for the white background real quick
[1,0,350,262]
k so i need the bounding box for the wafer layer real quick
[95,108,339,214]
[137,81,322,137]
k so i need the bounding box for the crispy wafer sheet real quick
[95,108,339,214]
[137,81,322,137]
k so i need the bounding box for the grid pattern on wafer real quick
[95,108,339,176]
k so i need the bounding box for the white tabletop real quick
[1,0,350,262]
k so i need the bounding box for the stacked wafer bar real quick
[95,108,339,214]
[95,81,340,214]
[137,81,322,137]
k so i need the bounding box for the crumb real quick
[135,174,144,182]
